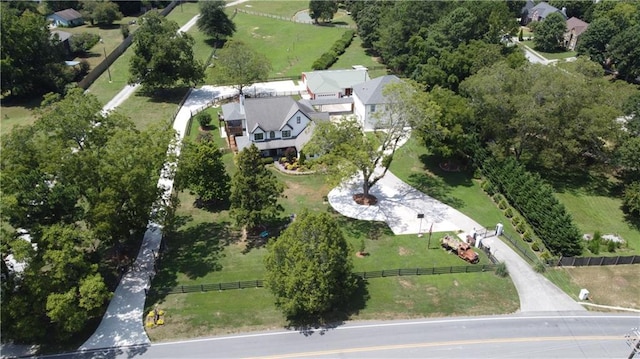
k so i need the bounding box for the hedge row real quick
[480,156,582,257]
[312,30,355,70]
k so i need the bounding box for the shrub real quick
[481,180,495,195]
[516,222,526,234]
[540,250,553,261]
[511,215,522,226]
[518,28,524,41]
[121,24,130,39]
[284,147,296,163]
[260,157,274,165]
[311,31,355,70]
[69,33,100,54]
[498,199,508,210]
[533,261,546,273]
[299,150,306,165]
[495,262,509,277]
[588,231,601,254]
[523,229,533,242]
[607,240,617,253]
[504,207,513,218]
[279,157,287,164]
[492,193,503,203]
[196,112,212,128]
[531,241,540,251]
[196,132,213,143]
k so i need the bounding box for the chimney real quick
[561,7,567,16]
[239,94,245,115]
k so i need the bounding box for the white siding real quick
[286,111,311,136]
[353,96,366,129]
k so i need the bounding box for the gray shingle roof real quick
[352,75,402,105]
[51,30,72,42]
[303,69,370,94]
[529,2,565,20]
[53,8,83,21]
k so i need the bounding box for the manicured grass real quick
[520,41,577,60]
[164,2,201,26]
[113,87,189,129]
[220,13,348,77]
[555,190,639,255]
[0,96,41,132]
[147,271,517,342]
[229,0,308,18]
[331,35,388,78]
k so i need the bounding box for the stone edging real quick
[272,161,316,175]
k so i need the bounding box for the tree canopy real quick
[129,11,204,90]
[80,0,122,25]
[309,0,338,23]
[264,211,356,321]
[211,40,272,94]
[196,0,235,40]
[175,136,230,206]
[1,5,69,97]
[533,12,567,52]
[229,144,283,232]
[0,89,174,344]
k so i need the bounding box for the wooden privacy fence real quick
[549,255,639,267]
[149,264,497,296]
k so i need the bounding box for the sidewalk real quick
[328,161,586,313]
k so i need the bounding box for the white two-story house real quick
[221,96,329,157]
[352,75,402,130]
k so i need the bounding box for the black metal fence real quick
[501,232,538,264]
[550,255,639,267]
[149,264,497,296]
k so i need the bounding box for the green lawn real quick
[555,191,639,255]
[331,35,388,78]
[228,0,308,18]
[0,96,41,132]
[164,2,201,25]
[520,41,577,60]
[218,12,348,78]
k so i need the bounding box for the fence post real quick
[181,285,184,293]
[572,257,576,266]
[600,256,605,266]
[201,284,204,292]
[218,283,222,291]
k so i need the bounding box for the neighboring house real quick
[564,17,589,51]
[221,96,329,157]
[524,2,566,24]
[352,75,402,131]
[47,8,84,27]
[51,30,72,57]
[301,66,370,100]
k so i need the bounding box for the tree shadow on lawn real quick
[335,216,393,241]
[537,168,614,196]
[152,221,230,291]
[193,198,230,212]
[137,86,190,103]
[286,277,370,336]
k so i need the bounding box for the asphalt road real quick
[40,313,640,359]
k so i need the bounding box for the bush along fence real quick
[548,255,640,267]
[312,30,356,70]
[149,264,498,295]
[477,151,582,257]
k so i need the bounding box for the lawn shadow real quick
[194,198,230,213]
[137,86,190,103]
[624,212,640,233]
[336,216,392,241]
[540,169,613,196]
[286,276,369,336]
[150,221,230,300]
[0,94,42,110]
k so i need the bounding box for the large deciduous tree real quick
[1,89,174,344]
[211,40,271,94]
[175,137,230,206]
[80,0,122,25]
[533,12,567,52]
[305,80,439,203]
[608,25,640,83]
[264,211,356,320]
[0,6,68,97]
[196,0,235,41]
[129,12,204,90]
[309,0,338,23]
[229,144,283,233]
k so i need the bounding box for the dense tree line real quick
[1,89,175,344]
[576,0,640,83]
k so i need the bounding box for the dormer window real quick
[370,104,376,112]
[282,130,291,138]
[254,133,264,141]
[296,116,301,124]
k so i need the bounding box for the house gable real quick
[47,9,84,27]
[301,68,370,99]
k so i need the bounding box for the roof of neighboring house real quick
[529,2,565,20]
[352,75,402,105]
[51,30,72,42]
[302,68,370,94]
[566,17,589,36]
[49,8,83,21]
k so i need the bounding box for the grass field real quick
[546,265,639,309]
[520,41,577,60]
[555,186,639,255]
[219,13,348,78]
[229,0,308,18]
[331,35,388,78]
